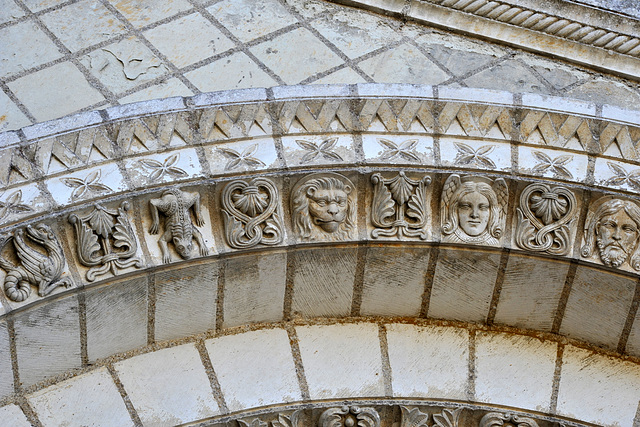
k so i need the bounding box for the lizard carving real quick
[0,224,71,302]
[149,188,209,263]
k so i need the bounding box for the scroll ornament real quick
[479,412,539,427]
[222,178,284,249]
[0,224,71,302]
[319,406,380,427]
[370,172,431,239]
[514,183,578,255]
[69,202,144,281]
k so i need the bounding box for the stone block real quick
[119,79,193,105]
[223,252,287,328]
[296,323,384,399]
[280,135,357,168]
[205,138,279,176]
[386,324,468,399]
[291,247,357,318]
[0,91,31,133]
[124,147,205,189]
[0,21,62,78]
[206,328,301,411]
[625,309,640,357]
[440,138,511,172]
[362,134,434,165]
[360,247,431,317]
[115,344,220,426]
[557,345,640,427]
[28,367,133,426]
[154,262,218,342]
[85,278,147,362]
[110,0,192,28]
[14,296,81,387]
[358,44,449,85]
[0,405,29,427]
[475,332,557,412]
[519,146,589,183]
[428,249,500,323]
[45,163,126,207]
[493,254,569,331]
[186,53,277,93]
[560,265,635,350]
[0,2,24,25]
[0,321,13,399]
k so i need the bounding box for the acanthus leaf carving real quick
[371,172,431,239]
[515,183,578,255]
[69,201,143,282]
[399,406,429,427]
[238,420,268,427]
[479,412,539,427]
[441,174,507,246]
[318,406,380,427]
[432,408,462,427]
[149,188,210,263]
[291,172,356,242]
[0,224,71,302]
[222,178,283,249]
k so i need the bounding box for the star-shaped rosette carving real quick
[219,143,266,171]
[531,151,573,179]
[61,170,112,201]
[0,190,33,221]
[296,138,343,163]
[604,162,640,190]
[453,142,496,169]
[378,138,420,162]
[138,153,188,181]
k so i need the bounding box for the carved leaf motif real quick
[378,138,420,162]
[220,144,266,170]
[406,181,427,222]
[605,162,640,190]
[78,220,101,261]
[533,150,552,164]
[62,170,111,200]
[112,210,136,253]
[139,159,163,169]
[399,406,429,427]
[530,194,568,225]
[454,142,496,169]
[297,138,343,163]
[238,419,268,427]
[433,408,462,427]
[0,190,33,221]
[87,207,115,239]
[271,412,301,427]
[371,174,395,228]
[388,173,414,205]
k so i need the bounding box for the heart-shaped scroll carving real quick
[221,178,283,249]
[515,183,578,255]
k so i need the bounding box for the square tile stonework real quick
[428,248,500,323]
[291,247,357,317]
[85,277,147,362]
[0,321,13,399]
[223,251,287,328]
[154,262,218,342]
[13,296,81,387]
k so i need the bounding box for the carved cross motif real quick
[319,406,380,427]
[219,143,266,171]
[453,142,496,169]
[221,178,284,249]
[69,202,144,281]
[0,190,32,222]
[61,169,112,201]
[370,172,431,239]
[138,153,188,181]
[296,138,343,163]
[515,183,578,255]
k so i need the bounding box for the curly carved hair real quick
[442,180,502,239]
[292,177,355,241]
[581,198,640,270]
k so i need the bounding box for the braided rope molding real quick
[425,0,640,57]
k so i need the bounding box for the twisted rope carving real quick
[428,0,640,57]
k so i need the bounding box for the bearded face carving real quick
[581,198,640,270]
[291,173,356,241]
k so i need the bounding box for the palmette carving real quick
[515,184,578,255]
[399,406,462,427]
[319,406,380,427]
[479,412,539,427]
[0,224,71,302]
[442,175,507,246]
[370,172,431,239]
[222,178,283,249]
[239,411,303,427]
[581,198,640,270]
[149,188,210,263]
[292,172,356,241]
[69,202,143,281]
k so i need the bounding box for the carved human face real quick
[597,209,639,267]
[173,237,193,259]
[308,188,349,233]
[457,191,490,237]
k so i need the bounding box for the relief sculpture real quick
[441,175,508,245]
[69,202,143,281]
[319,406,380,427]
[0,224,71,302]
[149,188,210,263]
[514,183,578,255]
[581,198,640,270]
[479,412,539,427]
[291,172,356,241]
[221,178,284,249]
[370,172,431,239]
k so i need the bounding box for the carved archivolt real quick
[371,172,431,239]
[515,183,578,255]
[291,172,356,242]
[319,406,380,427]
[69,202,143,281]
[221,178,284,249]
[0,224,71,301]
[581,197,640,271]
[479,412,539,427]
[441,175,508,246]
